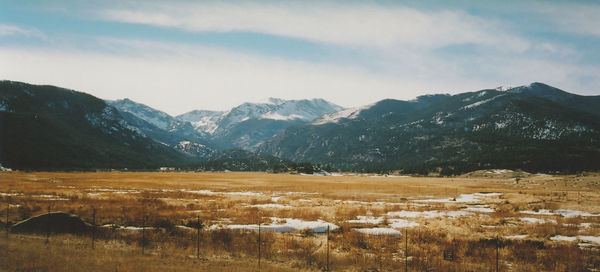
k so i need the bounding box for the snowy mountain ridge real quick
[178,97,344,135]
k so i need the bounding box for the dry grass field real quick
[1,170,599,271]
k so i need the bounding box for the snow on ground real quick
[415,193,502,203]
[211,217,337,233]
[463,204,495,213]
[579,236,600,245]
[519,217,557,224]
[388,219,419,228]
[486,169,514,174]
[33,194,69,201]
[347,216,384,224]
[550,235,577,242]
[520,209,599,218]
[335,200,421,207]
[224,191,264,196]
[549,235,600,245]
[312,107,364,125]
[248,204,291,209]
[181,189,263,196]
[355,228,402,236]
[346,216,418,228]
[386,210,473,218]
[519,209,555,216]
[505,235,528,240]
[554,209,600,218]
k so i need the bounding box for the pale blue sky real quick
[1,0,599,115]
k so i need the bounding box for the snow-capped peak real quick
[181,98,343,134]
[495,86,512,91]
[312,103,372,125]
[107,98,176,130]
[257,97,286,105]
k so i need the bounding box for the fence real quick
[1,199,596,271]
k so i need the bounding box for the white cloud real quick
[2,34,597,118]
[96,2,530,52]
[0,41,439,115]
[0,24,45,38]
[535,2,600,37]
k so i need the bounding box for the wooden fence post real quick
[327,225,330,271]
[496,235,499,272]
[92,208,96,249]
[142,215,145,255]
[405,229,408,272]
[197,215,201,259]
[5,197,9,239]
[258,222,261,269]
[46,205,51,244]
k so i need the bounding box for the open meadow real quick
[1,171,599,271]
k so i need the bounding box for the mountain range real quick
[1,80,598,174]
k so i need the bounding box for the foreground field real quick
[1,171,599,271]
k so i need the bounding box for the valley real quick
[1,171,599,271]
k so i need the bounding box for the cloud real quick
[96,2,530,52]
[0,24,45,38]
[2,34,597,117]
[535,2,600,37]
[0,40,438,115]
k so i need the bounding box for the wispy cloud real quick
[96,2,530,52]
[0,39,429,115]
[535,2,600,37]
[0,24,45,39]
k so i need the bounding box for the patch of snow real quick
[550,235,577,242]
[464,205,495,213]
[312,104,368,125]
[271,196,281,202]
[355,228,402,236]
[386,210,473,218]
[520,209,599,218]
[415,192,502,203]
[260,112,304,120]
[555,209,600,218]
[388,219,419,228]
[224,191,263,196]
[181,189,217,195]
[248,204,291,209]
[505,235,528,240]
[33,194,69,201]
[211,217,337,233]
[519,217,557,224]
[347,216,384,224]
[460,94,505,110]
[519,209,555,216]
[579,236,600,245]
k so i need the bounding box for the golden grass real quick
[1,171,600,271]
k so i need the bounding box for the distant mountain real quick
[176,110,224,135]
[2,80,598,174]
[107,99,216,158]
[178,97,343,150]
[0,81,188,170]
[258,83,600,174]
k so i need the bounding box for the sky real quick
[1,0,599,115]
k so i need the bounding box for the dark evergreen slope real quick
[0,81,187,170]
[258,83,600,174]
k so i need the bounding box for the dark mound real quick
[10,212,91,235]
